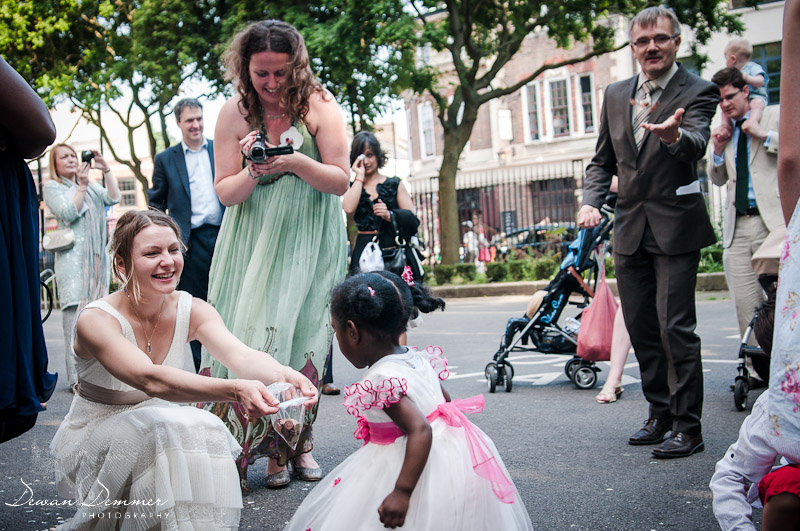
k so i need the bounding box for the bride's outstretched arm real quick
[189,298,319,408]
[74,307,281,419]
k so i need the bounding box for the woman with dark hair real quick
[202,19,349,489]
[342,130,416,276]
[43,143,120,388]
[50,209,317,529]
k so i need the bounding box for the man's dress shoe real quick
[628,418,672,446]
[651,432,705,459]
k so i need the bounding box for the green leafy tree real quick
[407,0,743,264]
[1,0,226,197]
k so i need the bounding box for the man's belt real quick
[737,207,760,217]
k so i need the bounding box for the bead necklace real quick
[127,292,166,354]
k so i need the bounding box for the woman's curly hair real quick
[223,20,324,130]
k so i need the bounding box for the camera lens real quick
[81,151,95,163]
[249,134,268,163]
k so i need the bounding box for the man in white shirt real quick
[709,67,784,386]
[149,98,224,371]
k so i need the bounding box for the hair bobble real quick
[368,286,375,297]
[401,266,414,286]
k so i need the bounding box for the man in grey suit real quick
[578,7,720,458]
[149,98,224,371]
[709,67,783,385]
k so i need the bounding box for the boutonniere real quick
[280,126,304,149]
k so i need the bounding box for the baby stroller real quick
[485,207,614,393]
[732,228,782,411]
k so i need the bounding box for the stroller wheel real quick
[565,358,582,380]
[573,365,598,389]
[485,363,499,393]
[734,378,749,411]
[502,364,513,393]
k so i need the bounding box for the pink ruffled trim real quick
[343,377,408,417]
[422,345,449,380]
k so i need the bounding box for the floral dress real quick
[769,199,800,438]
[198,121,346,487]
[284,346,533,531]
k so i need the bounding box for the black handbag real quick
[381,213,408,276]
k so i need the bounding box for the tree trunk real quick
[438,118,474,264]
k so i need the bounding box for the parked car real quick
[494,222,577,260]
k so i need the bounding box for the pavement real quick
[0,288,761,530]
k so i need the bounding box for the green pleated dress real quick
[198,122,346,488]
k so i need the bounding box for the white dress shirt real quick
[182,139,222,228]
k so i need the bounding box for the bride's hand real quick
[280,369,319,409]
[237,379,280,419]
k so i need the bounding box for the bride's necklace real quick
[127,292,166,354]
[265,111,287,120]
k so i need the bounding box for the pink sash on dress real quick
[353,395,516,503]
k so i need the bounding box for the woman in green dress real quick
[201,20,349,489]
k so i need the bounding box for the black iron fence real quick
[407,159,586,263]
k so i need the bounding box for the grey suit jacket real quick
[583,65,720,256]
[708,105,783,248]
[148,139,223,245]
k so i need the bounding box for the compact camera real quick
[248,133,293,163]
[81,150,95,163]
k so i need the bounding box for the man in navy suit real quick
[578,7,719,458]
[149,98,224,371]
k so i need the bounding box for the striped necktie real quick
[633,80,656,150]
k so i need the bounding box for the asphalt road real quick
[0,292,761,530]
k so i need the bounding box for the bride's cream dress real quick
[50,292,242,530]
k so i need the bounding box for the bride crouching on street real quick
[50,209,317,530]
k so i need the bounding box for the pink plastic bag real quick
[576,253,618,362]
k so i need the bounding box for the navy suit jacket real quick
[148,139,223,245]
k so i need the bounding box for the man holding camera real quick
[148,98,224,372]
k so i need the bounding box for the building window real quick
[416,43,431,68]
[118,177,137,207]
[498,109,513,141]
[579,76,595,133]
[525,84,541,141]
[549,79,571,137]
[419,102,435,158]
[752,41,781,105]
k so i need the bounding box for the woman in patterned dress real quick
[200,19,349,489]
[43,143,120,388]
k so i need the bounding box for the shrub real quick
[433,264,456,285]
[485,262,509,282]
[508,259,534,281]
[455,263,477,281]
[604,255,615,278]
[699,244,725,273]
[532,253,559,280]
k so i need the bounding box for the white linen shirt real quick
[709,392,800,530]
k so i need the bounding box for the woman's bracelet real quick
[233,380,241,403]
[247,166,256,180]
[102,168,111,174]
[354,178,364,184]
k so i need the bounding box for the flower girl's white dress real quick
[285,346,533,530]
[50,292,242,530]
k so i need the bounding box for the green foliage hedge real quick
[485,262,508,282]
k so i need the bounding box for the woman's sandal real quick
[595,385,624,404]
[291,459,323,481]
[265,467,291,489]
